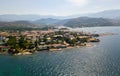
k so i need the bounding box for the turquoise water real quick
[0,26,120,76]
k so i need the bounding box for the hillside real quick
[63,17,115,27]
[0,21,36,27]
[0,21,40,31]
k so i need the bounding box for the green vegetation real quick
[0,30,100,55]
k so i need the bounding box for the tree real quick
[18,36,27,49]
[7,36,17,46]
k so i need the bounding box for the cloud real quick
[67,0,88,7]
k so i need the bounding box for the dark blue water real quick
[0,26,120,76]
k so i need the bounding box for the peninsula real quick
[0,28,100,55]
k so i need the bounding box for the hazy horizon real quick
[0,0,120,16]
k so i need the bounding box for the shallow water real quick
[0,26,120,76]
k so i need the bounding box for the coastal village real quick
[0,28,100,55]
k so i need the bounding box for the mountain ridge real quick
[0,9,120,28]
[0,9,120,21]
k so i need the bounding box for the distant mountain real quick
[0,17,120,29]
[0,14,65,21]
[63,17,120,27]
[32,17,120,27]
[85,9,120,18]
[33,18,60,25]
[0,15,39,21]
[65,9,120,19]
[0,9,120,28]
[0,21,37,28]
[0,9,120,22]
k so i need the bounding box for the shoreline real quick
[0,43,95,55]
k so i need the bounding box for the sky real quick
[0,0,120,16]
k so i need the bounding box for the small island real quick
[0,28,100,55]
